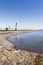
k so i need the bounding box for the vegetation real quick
[5,28,8,31]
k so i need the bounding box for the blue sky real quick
[0,0,43,30]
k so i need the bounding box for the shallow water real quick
[8,31,43,53]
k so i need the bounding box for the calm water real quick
[8,31,43,53]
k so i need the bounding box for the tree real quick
[5,28,8,31]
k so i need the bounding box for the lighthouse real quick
[15,23,17,31]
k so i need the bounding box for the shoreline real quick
[0,30,43,54]
[6,30,43,54]
[0,30,36,49]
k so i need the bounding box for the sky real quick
[0,0,43,30]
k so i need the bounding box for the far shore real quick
[0,30,36,48]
